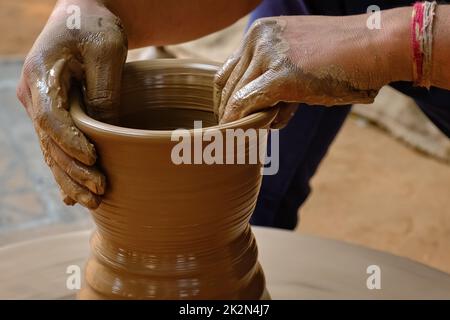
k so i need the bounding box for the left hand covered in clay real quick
[17,0,128,209]
[214,14,410,127]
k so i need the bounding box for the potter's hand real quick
[17,0,127,209]
[214,15,406,126]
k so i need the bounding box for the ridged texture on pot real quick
[71,60,277,299]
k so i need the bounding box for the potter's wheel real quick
[1,226,450,299]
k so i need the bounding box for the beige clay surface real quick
[1,228,450,299]
[70,60,277,299]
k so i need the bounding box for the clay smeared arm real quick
[17,0,127,208]
[214,5,450,126]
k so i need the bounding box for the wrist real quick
[337,8,413,91]
[374,7,413,84]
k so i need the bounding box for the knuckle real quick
[227,97,241,112]
[248,18,274,37]
[83,30,126,58]
[250,18,267,33]
[110,16,126,37]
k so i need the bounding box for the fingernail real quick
[78,193,100,209]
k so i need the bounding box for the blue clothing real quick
[250,0,450,229]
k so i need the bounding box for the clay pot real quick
[70,59,277,299]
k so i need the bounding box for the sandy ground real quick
[1,0,449,274]
[300,118,450,273]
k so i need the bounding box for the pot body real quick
[71,60,277,299]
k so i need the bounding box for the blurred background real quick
[1,0,449,274]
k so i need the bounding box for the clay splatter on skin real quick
[17,9,127,208]
[214,15,388,124]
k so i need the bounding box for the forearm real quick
[103,0,260,48]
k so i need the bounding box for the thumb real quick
[82,33,127,122]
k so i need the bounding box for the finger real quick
[218,58,262,122]
[49,162,101,209]
[45,137,106,195]
[31,58,97,166]
[82,27,127,122]
[213,16,264,95]
[217,51,254,121]
[37,132,103,206]
[271,103,298,129]
[213,52,241,118]
[60,190,77,206]
[220,71,281,124]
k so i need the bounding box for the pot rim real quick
[70,59,278,140]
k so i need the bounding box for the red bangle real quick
[411,2,424,86]
[411,1,437,88]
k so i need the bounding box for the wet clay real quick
[16,1,129,208]
[70,59,277,299]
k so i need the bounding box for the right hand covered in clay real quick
[16,0,127,209]
[214,13,412,126]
